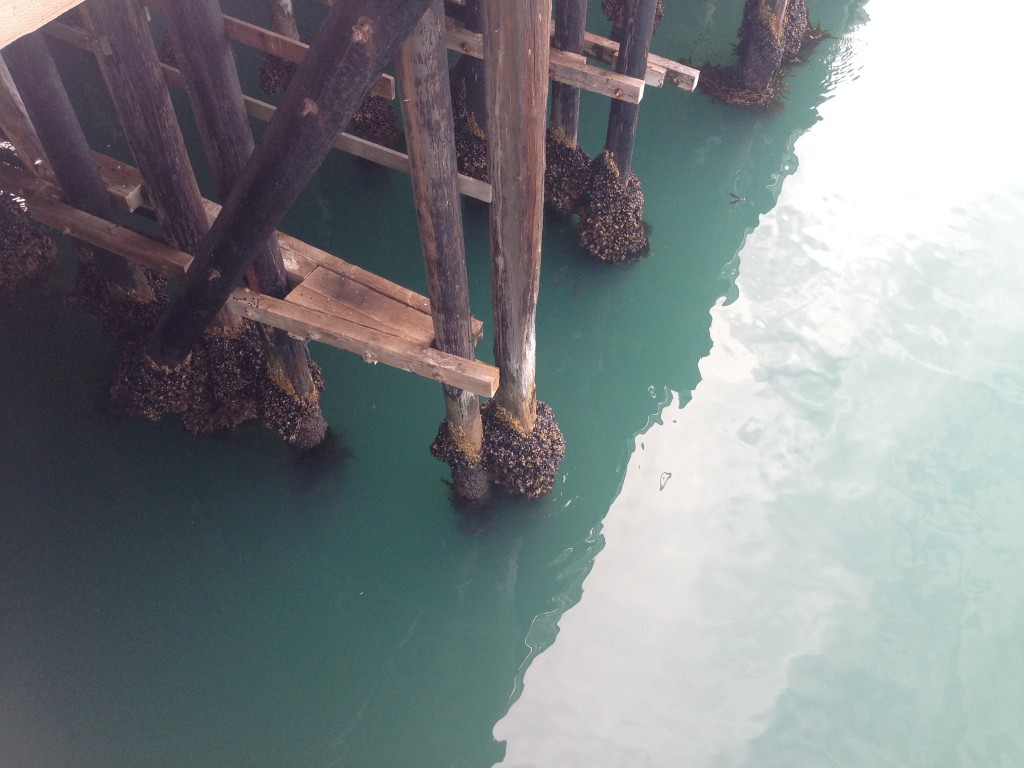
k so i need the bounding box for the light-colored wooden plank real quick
[293,266,437,346]
[86,151,485,343]
[240,88,492,202]
[445,16,645,104]
[0,161,192,276]
[581,31,700,92]
[90,150,146,212]
[1,158,495,394]
[0,0,85,49]
[218,15,396,100]
[228,288,499,397]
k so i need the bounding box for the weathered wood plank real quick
[0,159,495,395]
[0,162,193,276]
[90,150,146,212]
[446,15,644,104]
[0,0,85,49]
[581,31,699,91]
[293,266,437,346]
[229,288,499,398]
[160,64,491,203]
[85,150,483,342]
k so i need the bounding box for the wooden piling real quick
[266,0,301,42]
[81,0,221,277]
[550,0,588,146]
[162,0,327,447]
[396,0,488,501]
[145,0,433,369]
[480,0,565,499]
[0,56,55,182]
[545,0,592,217]
[2,32,154,299]
[604,0,657,183]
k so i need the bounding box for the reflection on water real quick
[2,0,1023,766]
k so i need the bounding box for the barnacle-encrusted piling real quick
[481,400,565,500]
[577,149,649,263]
[0,191,57,291]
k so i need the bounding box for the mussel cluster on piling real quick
[544,128,592,218]
[109,311,327,449]
[481,400,565,500]
[430,419,490,503]
[258,53,298,96]
[698,0,824,110]
[450,80,489,183]
[0,193,57,291]
[260,358,328,450]
[65,247,166,342]
[351,94,402,151]
[576,150,649,264]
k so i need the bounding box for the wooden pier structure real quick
[0,0,698,500]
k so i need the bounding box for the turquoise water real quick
[3,1,1023,766]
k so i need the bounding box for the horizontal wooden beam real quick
[445,16,645,104]
[0,162,193,277]
[0,0,85,49]
[0,160,495,394]
[218,14,397,100]
[581,31,699,92]
[161,64,492,203]
[228,288,498,397]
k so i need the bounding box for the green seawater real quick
[2,1,1023,766]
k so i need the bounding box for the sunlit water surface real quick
[2,1,1022,767]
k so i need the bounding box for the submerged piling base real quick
[65,246,166,343]
[699,0,823,109]
[430,419,491,504]
[481,399,565,500]
[544,128,591,217]
[576,150,650,264]
[110,310,327,449]
[0,193,57,291]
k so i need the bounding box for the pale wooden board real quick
[0,0,85,48]
[445,17,645,104]
[90,151,146,212]
[581,31,700,92]
[290,267,437,346]
[241,90,492,203]
[1,154,496,395]
[229,289,499,397]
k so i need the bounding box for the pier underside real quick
[0,157,498,398]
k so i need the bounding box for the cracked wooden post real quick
[82,0,216,268]
[577,0,654,262]
[162,0,327,448]
[145,0,433,368]
[550,0,587,145]
[259,0,301,95]
[545,0,592,217]
[2,31,157,329]
[604,0,656,184]
[0,54,56,183]
[480,0,565,499]
[396,0,488,502]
